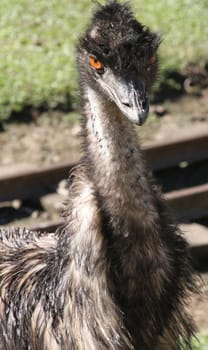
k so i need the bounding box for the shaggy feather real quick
[0,1,199,349]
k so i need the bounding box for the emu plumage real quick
[0,1,198,349]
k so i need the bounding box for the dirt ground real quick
[0,86,208,335]
[0,88,208,173]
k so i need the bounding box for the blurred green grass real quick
[193,334,208,350]
[0,0,207,121]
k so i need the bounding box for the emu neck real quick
[84,87,158,235]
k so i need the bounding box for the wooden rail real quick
[0,130,207,202]
[144,131,208,170]
[165,183,208,221]
[0,162,75,202]
[0,130,207,261]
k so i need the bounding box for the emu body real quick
[0,2,198,349]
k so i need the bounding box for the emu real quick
[0,1,198,349]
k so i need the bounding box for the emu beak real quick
[118,79,149,125]
[101,72,149,125]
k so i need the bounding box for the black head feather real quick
[78,1,161,74]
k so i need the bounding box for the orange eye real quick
[89,56,104,70]
[148,53,157,65]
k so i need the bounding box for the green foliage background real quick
[0,0,207,121]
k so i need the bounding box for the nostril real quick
[122,102,131,108]
[142,99,148,110]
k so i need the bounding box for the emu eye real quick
[89,56,104,71]
[148,53,157,65]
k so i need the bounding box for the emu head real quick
[78,1,161,125]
